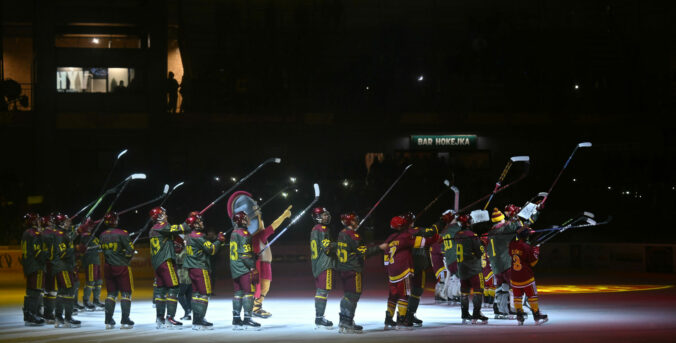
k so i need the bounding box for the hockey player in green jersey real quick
[148,206,191,328]
[21,213,46,326]
[309,207,336,329]
[229,211,261,330]
[183,211,225,330]
[50,213,81,328]
[99,212,135,329]
[335,212,387,334]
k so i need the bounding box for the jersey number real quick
[337,247,348,263]
[443,234,453,251]
[512,255,522,271]
[186,246,194,256]
[490,238,496,256]
[311,240,318,260]
[456,243,464,263]
[150,237,161,256]
[230,241,238,261]
[386,246,397,264]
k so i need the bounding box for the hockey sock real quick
[166,287,179,318]
[243,294,254,318]
[105,294,116,322]
[55,295,64,318]
[233,291,244,317]
[120,292,131,320]
[73,278,80,303]
[23,295,29,317]
[340,292,360,319]
[28,289,42,315]
[192,295,208,322]
[527,296,539,313]
[460,294,470,316]
[386,300,396,317]
[94,281,103,303]
[83,283,93,304]
[397,299,408,317]
[177,284,190,313]
[155,287,167,318]
[315,289,329,317]
[45,292,56,317]
[407,292,421,315]
[472,294,483,315]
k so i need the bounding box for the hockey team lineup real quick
[18,142,617,333]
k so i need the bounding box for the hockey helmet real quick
[186,211,203,229]
[23,213,40,227]
[104,212,119,227]
[340,212,359,228]
[390,215,408,230]
[149,207,166,221]
[227,191,260,234]
[504,204,521,217]
[232,211,249,228]
[312,207,331,224]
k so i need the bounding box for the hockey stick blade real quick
[578,142,592,148]
[116,149,128,159]
[443,179,451,187]
[130,173,146,180]
[510,156,530,162]
[172,181,185,191]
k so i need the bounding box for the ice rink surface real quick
[2,287,676,343]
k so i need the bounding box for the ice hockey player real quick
[383,214,426,330]
[20,213,46,326]
[440,213,468,304]
[99,212,135,329]
[479,233,496,311]
[335,212,386,334]
[486,207,523,318]
[77,218,104,311]
[175,236,191,321]
[148,206,191,328]
[406,212,446,327]
[183,211,225,330]
[430,210,459,304]
[41,215,58,324]
[309,207,336,329]
[509,226,548,325]
[51,213,81,328]
[454,215,488,324]
[229,211,262,330]
[251,205,292,318]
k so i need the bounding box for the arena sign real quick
[410,135,477,150]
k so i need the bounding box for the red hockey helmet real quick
[186,211,203,228]
[77,217,95,234]
[312,207,331,223]
[23,213,40,227]
[390,215,408,230]
[40,216,50,228]
[340,212,359,227]
[457,214,470,227]
[504,204,521,217]
[53,213,69,226]
[149,207,166,221]
[173,236,185,253]
[232,211,249,228]
[103,212,119,227]
[442,209,456,224]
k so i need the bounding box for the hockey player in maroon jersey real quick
[41,215,58,324]
[383,215,426,330]
[509,227,548,325]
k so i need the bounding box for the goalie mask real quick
[227,191,260,234]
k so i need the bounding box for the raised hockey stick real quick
[222,184,299,236]
[258,183,320,254]
[415,179,454,219]
[199,157,281,215]
[536,216,612,246]
[458,159,531,214]
[540,142,592,206]
[90,184,169,225]
[534,211,594,244]
[451,185,460,213]
[484,156,530,210]
[132,181,185,246]
[73,149,129,220]
[84,173,146,247]
[356,164,413,231]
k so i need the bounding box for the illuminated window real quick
[56,67,135,93]
[55,34,142,49]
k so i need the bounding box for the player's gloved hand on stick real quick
[217,231,226,243]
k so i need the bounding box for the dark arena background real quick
[1,1,675,342]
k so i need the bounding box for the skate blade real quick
[167,325,183,330]
[462,319,471,325]
[105,324,116,330]
[536,318,548,325]
[244,326,262,331]
[191,325,204,331]
[396,326,413,331]
[120,324,134,329]
[24,322,43,327]
[232,325,243,331]
[315,325,334,330]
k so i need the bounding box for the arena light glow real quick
[537,284,672,294]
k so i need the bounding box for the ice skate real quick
[105,318,116,330]
[192,318,213,330]
[461,311,472,325]
[120,318,134,329]
[253,308,271,318]
[180,310,191,321]
[83,302,96,312]
[24,312,45,326]
[232,317,243,330]
[384,312,397,330]
[396,313,414,330]
[472,311,488,325]
[533,311,548,325]
[315,316,334,330]
[93,301,105,311]
[60,316,81,328]
[166,316,183,329]
[54,315,65,328]
[338,315,362,334]
[411,314,423,327]
[242,317,262,330]
[155,317,166,329]
[516,310,525,326]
